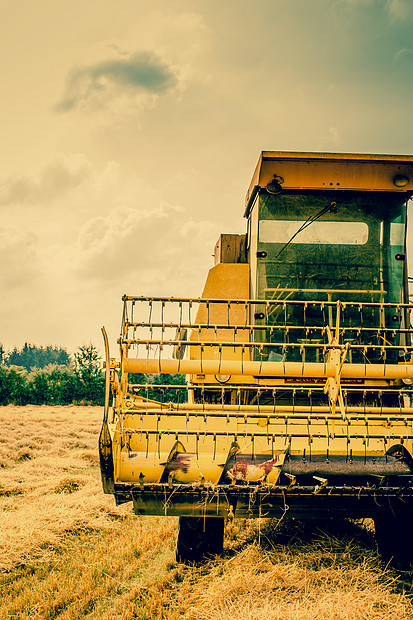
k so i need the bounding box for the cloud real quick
[56,51,178,113]
[74,203,220,294]
[334,0,413,20]
[385,0,412,21]
[395,48,413,61]
[0,154,91,205]
[0,227,39,290]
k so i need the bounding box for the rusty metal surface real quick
[118,482,413,518]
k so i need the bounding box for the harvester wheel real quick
[374,512,413,570]
[176,516,224,563]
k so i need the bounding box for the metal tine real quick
[130,300,136,344]
[403,347,409,364]
[179,300,183,330]
[148,299,153,338]
[343,389,348,417]
[174,383,180,410]
[365,413,370,447]
[283,301,287,328]
[200,343,204,374]
[218,344,223,374]
[160,300,166,353]
[282,343,287,372]
[325,413,330,447]
[241,344,245,375]
[121,299,127,341]
[178,383,184,407]
[148,300,153,324]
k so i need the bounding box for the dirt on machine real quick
[100,151,413,565]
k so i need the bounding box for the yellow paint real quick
[246,151,413,214]
[126,357,413,380]
[190,263,250,357]
[101,150,413,518]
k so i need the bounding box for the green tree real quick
[0,365,14,404]
[128,372,186,403]
[6,343,70,370]
[45,365,78,405]
[28,370,50,405]
[74,344,105,405]
[0,366,30,405]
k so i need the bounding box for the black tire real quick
[176,516,224,564]
[374,512,413,570]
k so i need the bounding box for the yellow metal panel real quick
[198,262,250,301]
[190,263,250,364]
[245,151,413,214]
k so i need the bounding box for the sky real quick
[2,0,413,355]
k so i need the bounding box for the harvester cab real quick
[100,151,413,565]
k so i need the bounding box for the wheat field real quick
[1,405,413,619]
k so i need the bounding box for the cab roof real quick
[245,151,413,217]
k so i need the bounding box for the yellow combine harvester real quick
[100,151,413,564]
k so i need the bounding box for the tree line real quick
[0,343,71,370]
[0,343,185,406]
[0,343,105,406]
